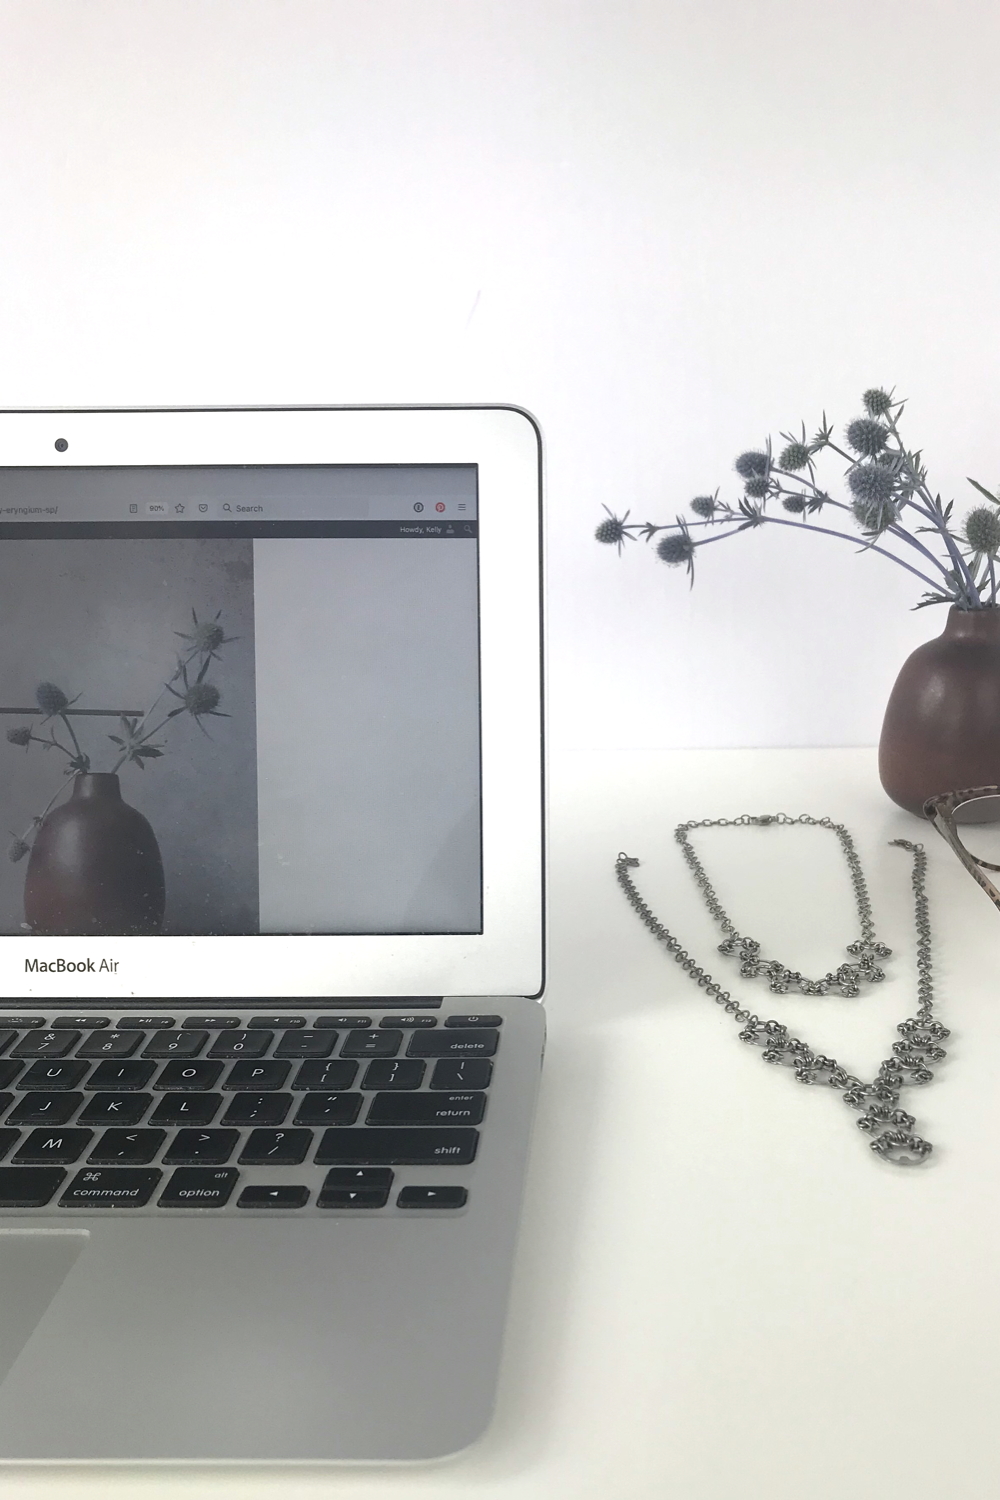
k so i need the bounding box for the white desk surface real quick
[4,747,999,1500]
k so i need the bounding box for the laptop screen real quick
[0,465,481,941]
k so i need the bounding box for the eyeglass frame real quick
[924,786,1000,912]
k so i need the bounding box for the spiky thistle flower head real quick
[735,450,769,481]
[778,442,811,472]
[845,418,890,457]
[656,532,695,567]
[183,682,222,717]
[862,388,894,418]
[964,506,1000,557]
[782,496,807,514]
[847,462,896,506]
[743,475,769,499]
[595,515,628,546]
[690,495,716,518]
[8,838,30,864]
[5,726,32,747]
[35,682,68,717]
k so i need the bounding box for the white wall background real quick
[2,0,999,751]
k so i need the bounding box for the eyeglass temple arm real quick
[925,790,1000,913]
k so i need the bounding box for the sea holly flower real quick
[845,418,890,457]
[735,450,769,481]
[778,442,811,472]
[175,608,235,661]
[594,508,631,553]
[6,726,31,747]
[656,531,694,566]
[595,387,1000,611]
[35,682,70,718]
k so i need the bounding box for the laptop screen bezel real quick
[0,406,544,1002]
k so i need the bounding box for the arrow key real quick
[397,1185,468,1209]
[237,1185,310,1209]
[320,1166,394,1190]
[317,1185,388,1209]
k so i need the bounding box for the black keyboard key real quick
[222,1060,290,1090]
[209,1030,273,1059]
[0,1128,19,1161]
[293,1093,362,1126]
[154,1060,224,1091]
[0,1167,65,1205]
[315,1015,371,1029]
[159,1168,238,1208]
[0,1030,17,1056]
[52,1016,110,1029]
[361,1060,425,1090]
[18,1061,89,1091]
[317,1187,387,1209]
[429,1059,494,1090]
[445,1014,503,1028]
[7,1093,82,1126]
[0,1093,11,1118]
[121,1015,175,1028]
[14,1128,92,1164]
[149,1093,221,1126]
[89,1129,165,1164]
[78,1030,145,1058]
[87,1060,156,1091]
[397,1185,468,1209]
[143,1031,208,1058]
[238,1185,309,1209]
[367,1091,486,1126]
[0,1061,22,1090]
[163,1129,239,1164]
[12,1030,80,1059]
[407,1030,499,1058]
[221,1093,290,1126]
[291,1059,358,1091]
[0,1016,45,1028]
[341,1029,401,1058]
[380,1015,436,1028]
[79,1093,151,1126]
[249,1015,306,1029]
[322,1166,394,1189]
[61,1168,160,1208]
[274,1031,336,1058]
[315,1127,479,1165]
[238,1128,312,1165]
[183,1016,241,1029]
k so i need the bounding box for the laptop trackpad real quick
[0,1232,87,1386]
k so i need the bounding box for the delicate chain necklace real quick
[675,814,892,996]
[615,828,947,1165]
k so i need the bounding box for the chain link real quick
[616,830,944,1166]
[674,814,891,997]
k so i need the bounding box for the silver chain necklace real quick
[675,815,892,996]
[615,827,947,1165]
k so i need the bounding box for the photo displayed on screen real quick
[0,466,481,938]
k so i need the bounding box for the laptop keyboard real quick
[0,1010,502,1213]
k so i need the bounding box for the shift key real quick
[315,1127,479,1165]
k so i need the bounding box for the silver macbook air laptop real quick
[0,405,545,1463]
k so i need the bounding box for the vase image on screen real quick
[0,538,259,936]
[24,772,166,936]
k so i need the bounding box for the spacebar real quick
[315,1128,479,1165]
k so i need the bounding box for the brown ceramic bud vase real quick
[879,606,1000,818]
[24,773,166,935]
